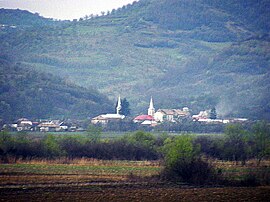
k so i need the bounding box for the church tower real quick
[116,96,121,115]
[148,97,155,117]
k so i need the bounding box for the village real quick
[2,96,248,132]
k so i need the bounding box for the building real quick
[37,122,61,132]
[16,118,33,131]
[192,110,210,120]
[91,114,125,125]
[91,96,125,125]
[148,97,155,117]
[133,97,157,126]
[133,115,155,123]
[154,108,190,123]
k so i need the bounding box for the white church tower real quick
[148,97,155,117]
[116,95,122,115]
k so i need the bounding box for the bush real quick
[242,167,270,186]
[161,135,218,184]
[161,158,217,185]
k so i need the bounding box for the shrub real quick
[161,135,218,184]
[161,158,217,185]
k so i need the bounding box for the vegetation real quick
[0,0,269,120]
[1,121,270,185]
[0,57,113,121]
[119,98,131,116]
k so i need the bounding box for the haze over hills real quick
[0,0,269,120]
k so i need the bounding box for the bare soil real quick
[0,184,270,202]
[0,159,269,201]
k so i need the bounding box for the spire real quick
[148,97,155,116]
[116,95,121,115]
[149,97,154,109]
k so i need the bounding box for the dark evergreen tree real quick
[209,107,217,119]
[120,98,131,116]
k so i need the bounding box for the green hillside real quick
[0,56,113,121]
[0,0,269,120]
[0,8,60,27]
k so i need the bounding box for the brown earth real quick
[0,159,269,201]
[0,185,270,202]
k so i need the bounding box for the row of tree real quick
[0,121,269,165]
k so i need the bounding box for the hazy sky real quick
[0,0,137,20]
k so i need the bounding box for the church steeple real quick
[116,96,121,115]
[148,97,155,116]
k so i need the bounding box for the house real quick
[91,96,125,125]
[59,122,69,131]
[37,122,61,132]
[192,110,210,120]
[16,118,33,131]
[154,108,190,123]
[133,115,155,123]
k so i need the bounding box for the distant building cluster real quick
[3,118,84,132]
[91,96,248,127]
[2,97,249,132]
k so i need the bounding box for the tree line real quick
[0,121,269,163]
[1,121,269,184]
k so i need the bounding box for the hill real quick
[0,56,113,122]
[0,0,269,120]
[0,8,60,27]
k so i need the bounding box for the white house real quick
[37,122,61,132]
[154,108,190,123]
[17,118,33,131]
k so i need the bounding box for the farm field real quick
[1,185,270,201]
[0,159,161,188]
[0,159,270,201]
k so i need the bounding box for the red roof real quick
[134,115,154,121]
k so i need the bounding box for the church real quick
[91,96,125,125]
[91,96,190,126]
[133,97,158,126]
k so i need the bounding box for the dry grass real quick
[11,157,161,167]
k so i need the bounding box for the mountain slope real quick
[0,56,113,121]
[0,0,269,120]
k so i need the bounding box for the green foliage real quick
[115,98,131,116]
[0,58,113,121]
[209,107,217,119]
[41,134,62,158]
[0,8,59,27]
[128,131,156,148]
[0,2,269,119]
[162,135,198,168]
[0,130,14,155]
[120,98,131,116]
[223,124,250,163]
[0,122,270,165]
[252,121,270,164]
[87,125,102,143]
[161,135,217,184]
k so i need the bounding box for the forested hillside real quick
[0,56,113,121]
[0,0,269,120]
